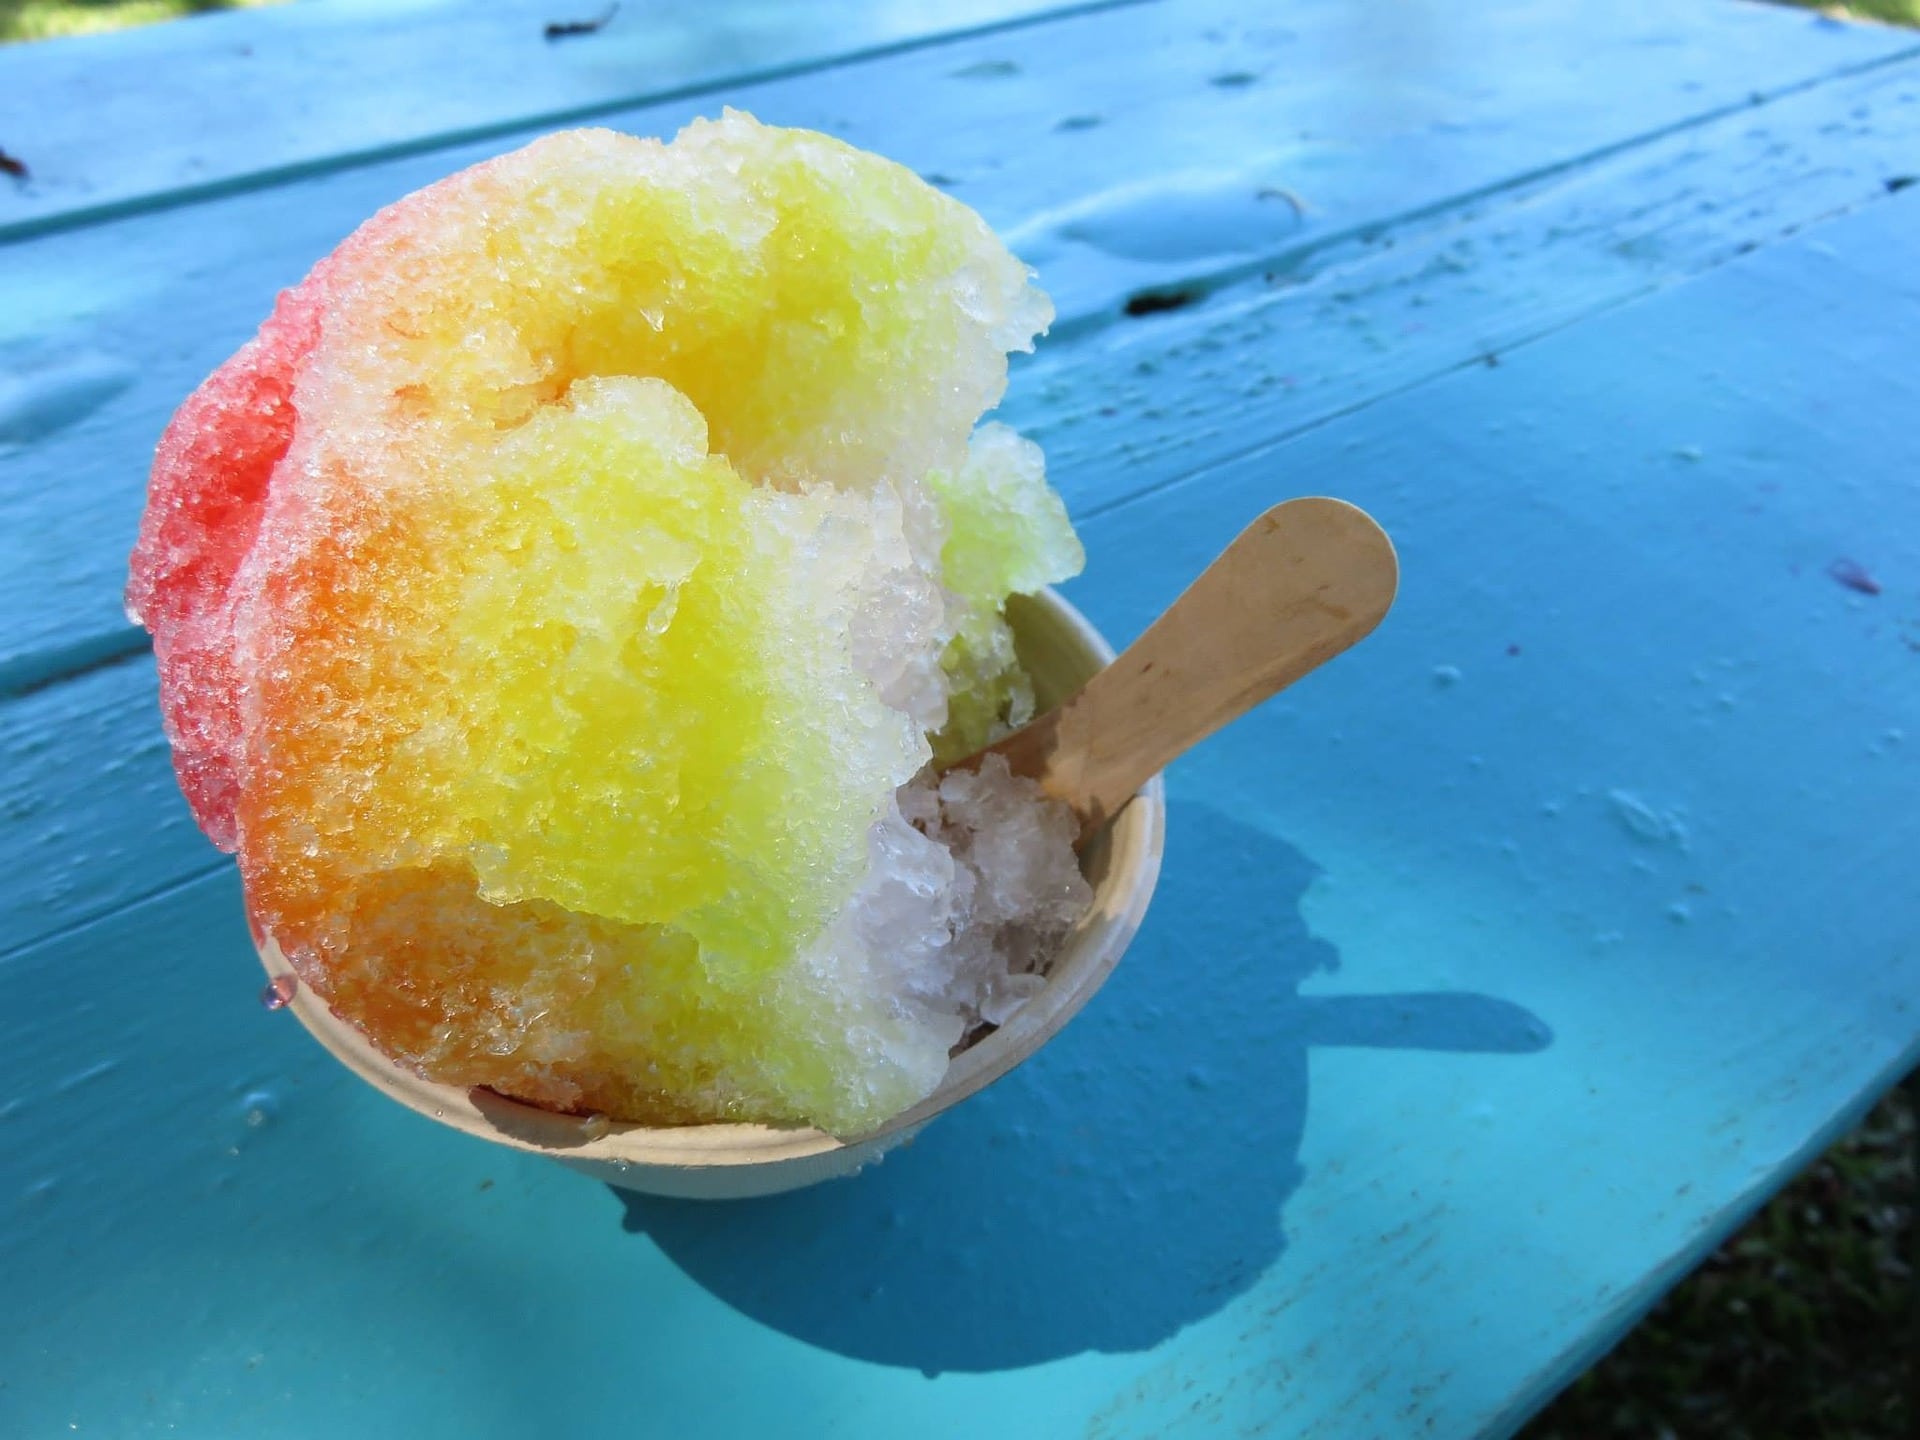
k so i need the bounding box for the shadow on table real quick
[615,802,1551,1374]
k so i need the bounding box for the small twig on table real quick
[545,4,619,40]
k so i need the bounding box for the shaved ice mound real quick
[127,114,1093,1135]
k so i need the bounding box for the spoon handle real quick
[977,497,1399,836]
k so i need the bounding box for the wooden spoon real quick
[960,497,1398,839]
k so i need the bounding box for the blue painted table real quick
[3,2,1917,1435]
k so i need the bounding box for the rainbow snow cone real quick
[128,114,1094,1135]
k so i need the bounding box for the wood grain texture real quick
[982,498,1396,834]
[3,0,1916,688]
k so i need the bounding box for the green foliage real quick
[1528,1079,1917,1439]
[1813,0,1920,22]
[0,1,279,44]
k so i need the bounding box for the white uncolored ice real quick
[782,751,1094,1118]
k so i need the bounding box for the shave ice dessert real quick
[126,113,1096,1136]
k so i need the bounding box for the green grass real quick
[0,0,280,44]
[1801,0,1920,22]
[1527,1076,1917,1440]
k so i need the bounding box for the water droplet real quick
[1006,166,1306,269]
[260,974,297,1010]
[241,1089,278,1129]
[579,1112,612,1141]
[1608,790,1690,849]
[1433,664,1463,687]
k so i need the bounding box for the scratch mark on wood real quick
[1125,287,1201,317]
[544,4,617,40]
[952,58,1021,79]
[1828,557,1882,596]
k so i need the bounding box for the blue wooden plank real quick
[3,0,1915,694]
[3,188,1916,1438]
[0,0,1134,239]
[0,656,213,957]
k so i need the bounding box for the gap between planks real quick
[0,857,227,969]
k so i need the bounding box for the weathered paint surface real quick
[2,2,1917,1436]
